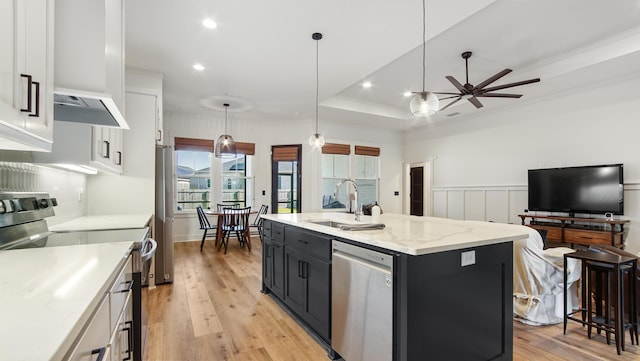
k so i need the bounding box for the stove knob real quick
[51,198,58,206]
[0,201,5,214]
[3,200,14,213]
[10,199,24,212]
[39,199,49,208]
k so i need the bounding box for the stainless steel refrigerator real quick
[154,145,174,284]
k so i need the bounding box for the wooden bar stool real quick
[564,250,638,355]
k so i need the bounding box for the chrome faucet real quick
[334,178,360,221]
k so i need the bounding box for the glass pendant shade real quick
[215,103,236,158]
[308,133,325,147]
[410,91,439,117]
[214,134,236,158]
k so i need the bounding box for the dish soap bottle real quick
[371,202,381,222]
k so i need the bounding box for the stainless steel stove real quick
[0,192,154,361]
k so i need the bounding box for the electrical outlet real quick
[461,250,476,267]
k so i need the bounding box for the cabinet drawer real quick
[67,296,111,361]
[262,220,272,238]
[285,228,331,261]
[564,229,613,245]
[271,222,285,242]
[109,256,133,331]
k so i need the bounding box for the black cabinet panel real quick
[304,256,331,341]
[284,246,306,315]
[271,240,285,299]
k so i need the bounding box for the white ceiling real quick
[125,0,640,131]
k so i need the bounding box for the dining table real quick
[205,209,258,252]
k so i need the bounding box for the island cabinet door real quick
[284,246,306,315]
[271,240,285,299]
[304,255,331,341]
[262,237,274,291]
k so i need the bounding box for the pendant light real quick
[409,0,439,117]
[308,32,325,148]
[214,103,237,158]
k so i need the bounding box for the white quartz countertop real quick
[0,242,134,361]
[48,213,153,232]
[262,212,529,255]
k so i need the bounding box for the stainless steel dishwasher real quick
[332,240,393,361]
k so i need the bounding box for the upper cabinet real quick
[54,0,126,125]
[0,0,54,152]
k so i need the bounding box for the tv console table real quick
[518,214,629,249]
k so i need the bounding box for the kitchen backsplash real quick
[0,152,88,226]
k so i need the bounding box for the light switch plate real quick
[461,250,476,267]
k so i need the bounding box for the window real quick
[320,143,380,210]
[353,154,379,208]
[176,150,212,211]
[322,153,349,209]
[221,154,253,208]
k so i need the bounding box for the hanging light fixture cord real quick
[315,35,320,134]
[224,103,229,134]
[421,0,426,93]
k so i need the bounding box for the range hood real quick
[54,88,129,129]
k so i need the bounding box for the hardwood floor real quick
[144,240,639,361]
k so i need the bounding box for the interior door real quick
[271,145,302,213]
[410,166,424,216]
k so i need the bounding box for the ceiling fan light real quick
[410,91,439,116]
[308,133,325,147]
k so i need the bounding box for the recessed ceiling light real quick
[202,18,217,29]
[403,91,413,97]
[193,63,205,71]
[362,81,372,88]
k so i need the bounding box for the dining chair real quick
[196,206,217,252]
[250,204,269,243]
[220,206,251,254]
[217,203,241,212]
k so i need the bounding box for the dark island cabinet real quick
[261,221,332,343]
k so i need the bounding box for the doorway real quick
[404,162,430,216]
[271,145,302,213]
[410,166,424,216]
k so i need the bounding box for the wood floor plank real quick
[144,240,640,361]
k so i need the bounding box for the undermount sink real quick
[308,220,385,231]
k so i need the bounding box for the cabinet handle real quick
[157,129,162,142]
[29,81,40,117]
[302,262,308,278]
[115,151,122,166]
[103,141,110,159]
[123,320,133,361]
[119,280,134,293]
[297,239,308,245]
[19,74,33,113]
[298,260,302,277]
[91,347,107,361]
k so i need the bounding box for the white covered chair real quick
[513,226,581,325]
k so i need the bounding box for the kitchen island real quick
[260,212,528,361]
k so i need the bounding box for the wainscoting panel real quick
[464,191,485,221]
[433,191,448,218]
[486,191,509,224]
[447,191,465,220]
[432,185,528,225]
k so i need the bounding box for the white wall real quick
[404,76,640,254]
[164,111,404,241]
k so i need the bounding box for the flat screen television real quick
[527,164,624,215]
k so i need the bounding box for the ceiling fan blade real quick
[474,69,512,90]
[433,92,461,95]
[481,78,540,93]
[437,95,461,100]
[445,76,466,92]
[476,93,523,98]
[467,97,483,108]
[439,97,462,111]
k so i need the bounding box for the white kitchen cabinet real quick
[125,69,164,145]
[0,0,54,152]
[66,296,112,361]
[55,0,125,112]
[33,121,123,174]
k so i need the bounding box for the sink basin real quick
[308,220,385,231]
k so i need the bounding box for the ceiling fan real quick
[435,51,540,111]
